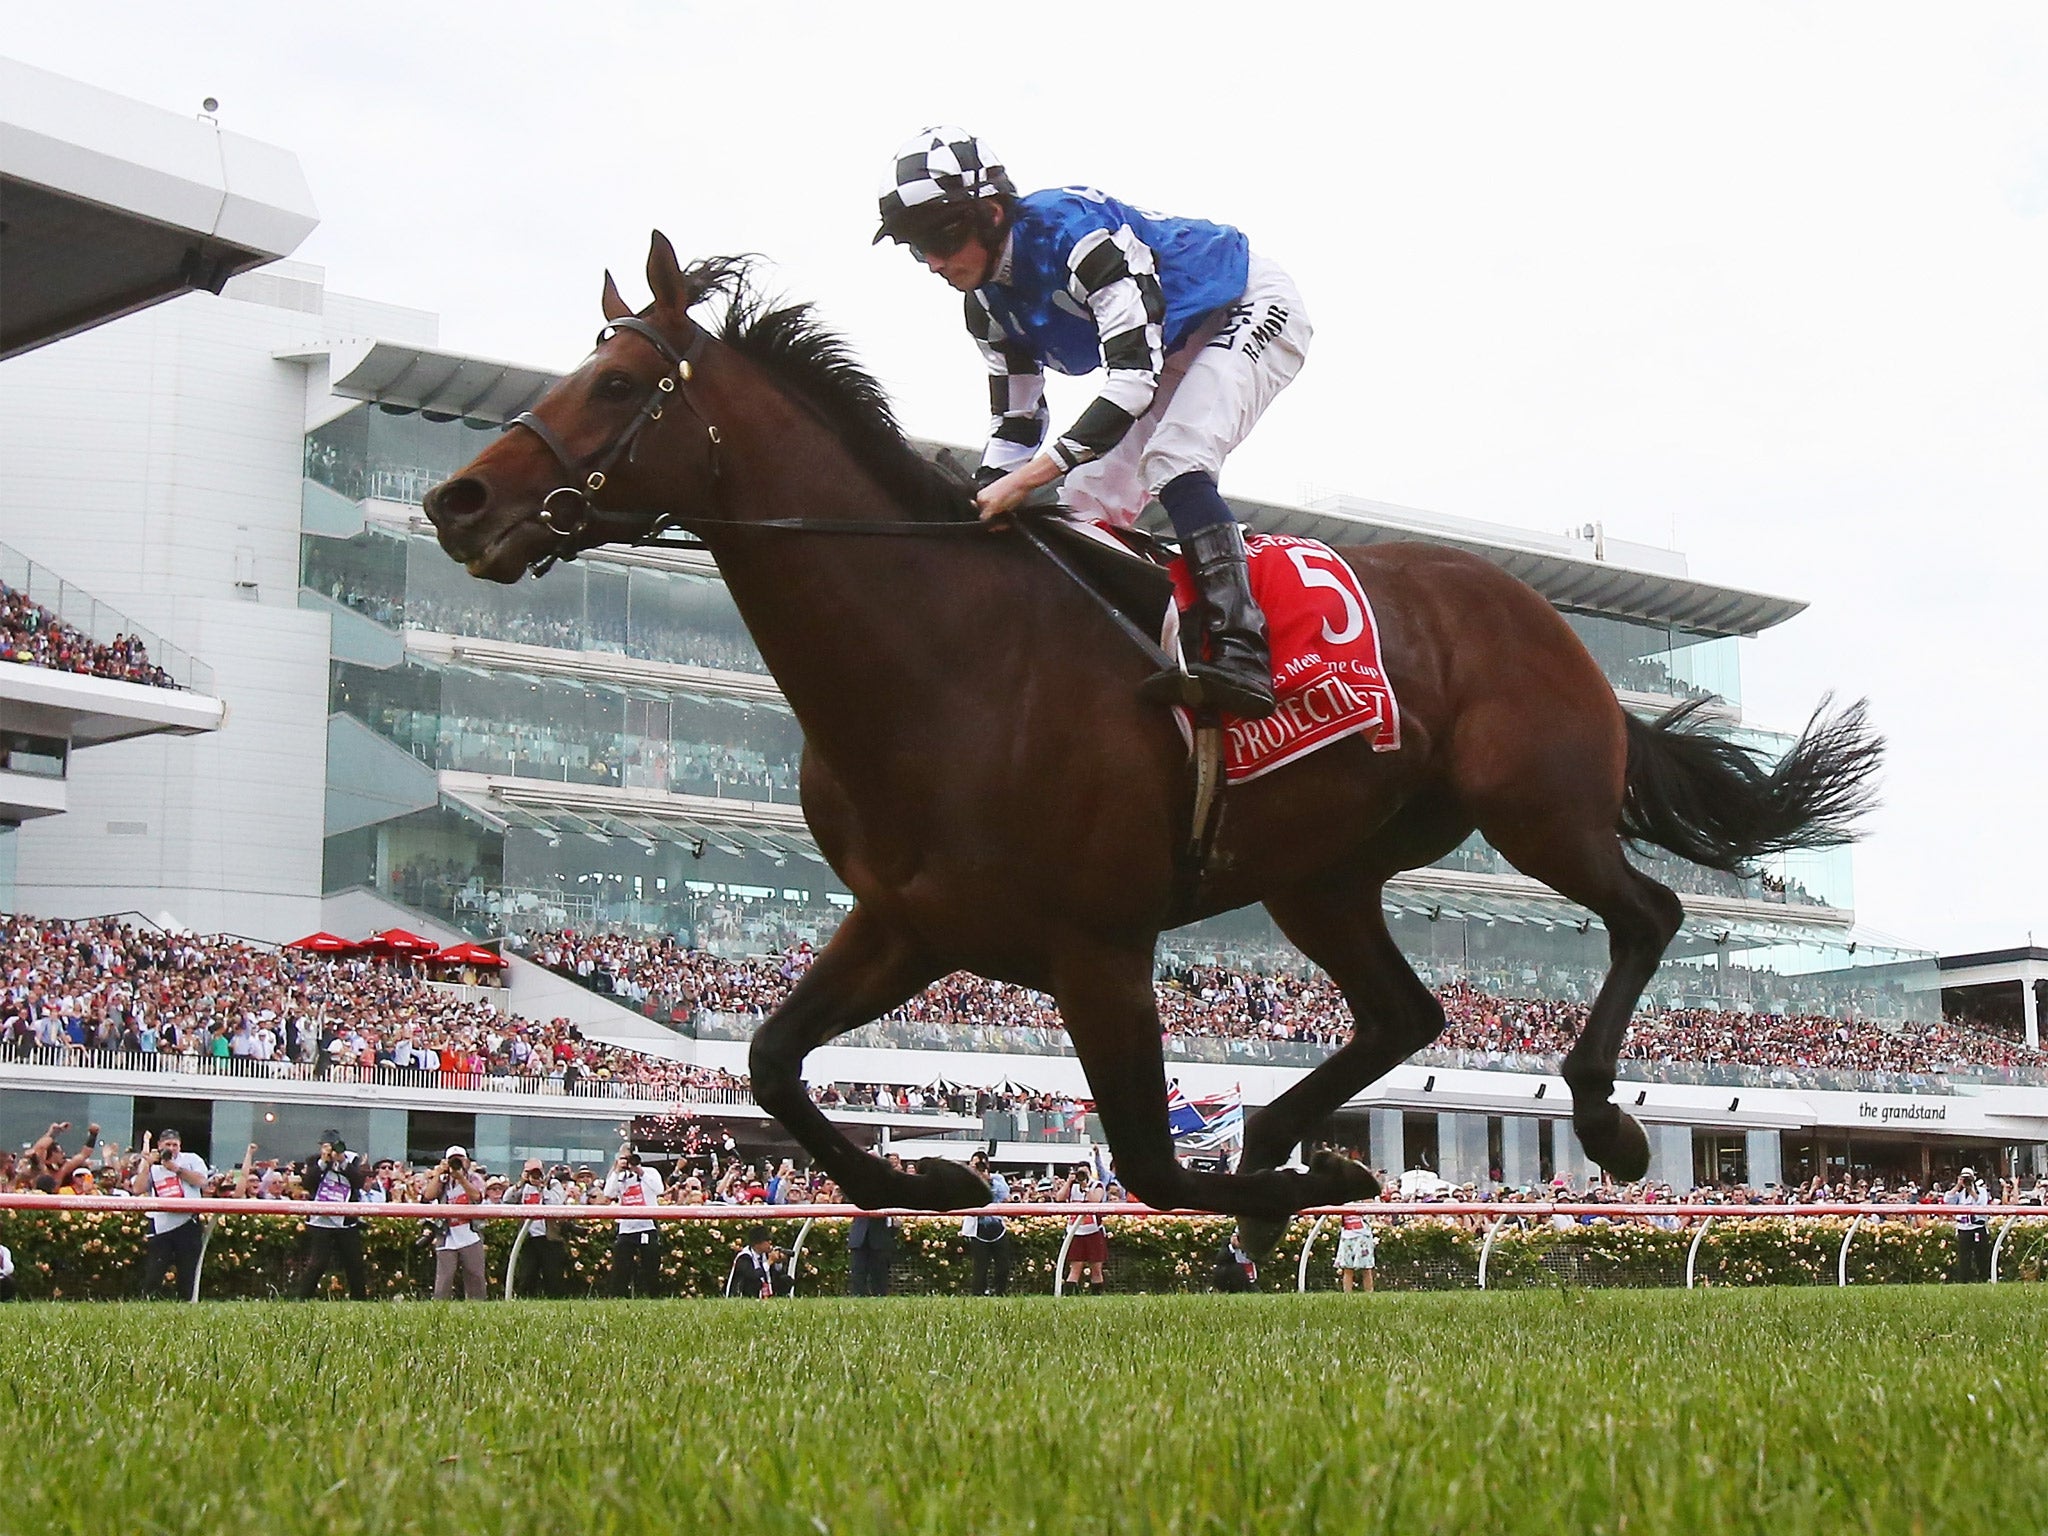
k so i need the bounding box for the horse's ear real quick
[600,270,631,323]
[647,230,686,313]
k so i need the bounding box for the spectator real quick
[602,1148,664,1297]
[1057,1164,1109,1296]
[1334,1207,1376,1293]
[963,1151,1013,1297]
[847,1157,901,1297]
[131,1129,209,1300]
[424,1146,487,1301]
[295,1140,370,1300]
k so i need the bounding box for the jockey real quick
[874,127,1312,719]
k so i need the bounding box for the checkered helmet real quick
[873,126,1016,245]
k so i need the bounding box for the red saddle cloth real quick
[1169,533,1402,782]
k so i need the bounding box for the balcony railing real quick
[691,1014,2048,1095]
[0,1045,960,1116]
[0,541,213,692]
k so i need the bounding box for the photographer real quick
[725,1225,789,1299]
[295,1140,369,1300]
[512,1160,574,1298]
[601,1148,664,1297]
[424,1145,487,1300]
[130,1128,210,1300]
[961,1151,1013,1296]
[1948,1167,1992,1283]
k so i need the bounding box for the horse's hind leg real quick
[1050,939,1380,1221]
[1481,822,1682,1182]
[1227,860,1458,1253]
[748,907,990,1211]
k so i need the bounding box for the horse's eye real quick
[596,372,638,402]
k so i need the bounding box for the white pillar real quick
[1367,1108,1402,1179]
[1745,1129,1784,1192]
[1647,1124,1694,1191]
[2022,962,2040,1052]
[1501,1116,1541,1191]
[1436,1112,1491,1187]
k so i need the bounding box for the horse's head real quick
[423,231,726,583]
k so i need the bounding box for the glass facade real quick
[1563,611,1741,705]
[331,659,800,800]
[327,805,845,953]
[303,521,764,674]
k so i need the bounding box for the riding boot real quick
[1139,522,1277,718]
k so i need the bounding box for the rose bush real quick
[1,1209,2041,1299]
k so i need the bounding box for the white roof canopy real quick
[0,57,319,359]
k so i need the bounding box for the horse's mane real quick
[680,256,978,523]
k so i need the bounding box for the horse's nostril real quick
[426,476,489,524]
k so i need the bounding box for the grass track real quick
[4,1287,2044,1536]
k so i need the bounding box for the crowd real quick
[0,583,177,688]
[0,915,965,1113]
[527,928,2047,1080]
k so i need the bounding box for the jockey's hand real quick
[974,456,1061,522]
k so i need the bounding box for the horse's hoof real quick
[1578,1108,1651,1183]
[916,1158,995,1212]
[1237,1215,1287,1259]
[1311,1148,1381,1202]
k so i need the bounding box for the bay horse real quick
[423,232,1879,1231]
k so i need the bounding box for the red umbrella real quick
[286,932,359,954]
[367,928,440,954]
[431,942,506,969]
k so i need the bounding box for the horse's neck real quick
[701,411,1013,763]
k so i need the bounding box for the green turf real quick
[4,1288,2043,1535]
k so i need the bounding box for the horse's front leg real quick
[1052,941,1378,1222]
[747,907,990,1211]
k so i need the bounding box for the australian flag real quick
[1166,1083,1208,1137]
[1167,1083,1244,1155]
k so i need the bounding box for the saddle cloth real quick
[1168,532,1402,783]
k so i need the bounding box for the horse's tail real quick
[1619,696,1882,873]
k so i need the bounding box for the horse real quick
[423,231,1880,1232]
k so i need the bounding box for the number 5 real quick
[1284,546,1365,646]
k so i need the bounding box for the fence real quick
[1,1195,2040,1302]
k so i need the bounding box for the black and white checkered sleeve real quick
[963,290,1048,486]
[1048,225,1167,471]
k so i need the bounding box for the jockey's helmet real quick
[873,126,1016,251]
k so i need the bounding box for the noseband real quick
[502,314,721,574]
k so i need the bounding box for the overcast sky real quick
[9,3,2044,956]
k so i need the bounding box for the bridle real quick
[502,313,721,575]
[493,302,1014,579]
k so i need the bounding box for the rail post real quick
[503,1225,529,1300]
[1052,1224,1076,1297]
[1836,1214,1865,1287]
[189,1216,215,1302]
[785,1217,815,1297]
[1476,1215,1508,1290]
[1684,1217,1714,1290]
[1989,1215,2017,1285]
[1295,1215,1328,1294]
